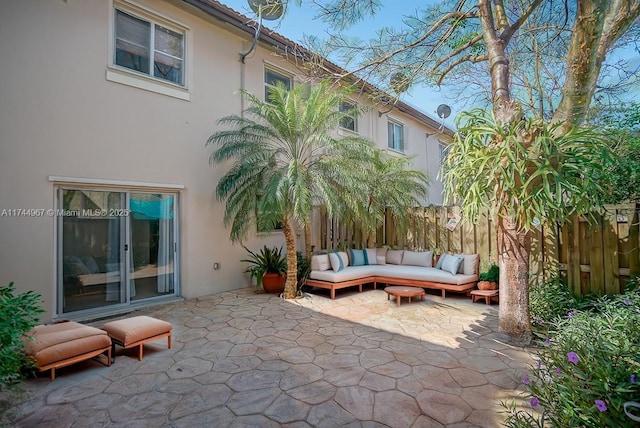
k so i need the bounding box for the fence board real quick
[603,209,620,294]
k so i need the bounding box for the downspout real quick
[238,6,265,117]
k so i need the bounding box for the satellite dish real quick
[248,0,284,21]
[389,72,410,94]
[436,104,451,119]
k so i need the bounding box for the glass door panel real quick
[129,193,175,300]
[60,189,126,313]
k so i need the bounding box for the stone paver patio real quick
[5,287,533,427]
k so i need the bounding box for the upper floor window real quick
[339,102,358,132]
[264,68,292,101]
[387,120,405,152]
[114,9,185,86]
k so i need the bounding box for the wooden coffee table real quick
[384,286,425,306]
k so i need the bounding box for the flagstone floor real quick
[5,287,534,427]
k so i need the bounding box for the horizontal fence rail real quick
[313,203,640,297]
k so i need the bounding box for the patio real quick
[7,288,533,427]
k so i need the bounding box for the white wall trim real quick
[48,176,185,190]
[106,68,191,101]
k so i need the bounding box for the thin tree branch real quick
[436,54,489,85]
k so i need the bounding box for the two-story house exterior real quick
[0,0,454,322]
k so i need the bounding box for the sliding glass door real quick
[57,188,178,315]
[129,193,175,301]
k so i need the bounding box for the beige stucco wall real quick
[0,0,449,321]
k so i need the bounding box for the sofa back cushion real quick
[364,248,378,265]
[311,254,331,271]
[349,249,366,266]
[440,254,464,275]
[401,250,433,267]
[453,253,479,275]
[376,248,387,265]
[386,250,404,265]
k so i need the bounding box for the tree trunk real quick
[282,217,298,299]
[497,217,532,345]
[552,0,640,132]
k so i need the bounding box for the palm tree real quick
[207,80,374,299]
[332,147,429,247]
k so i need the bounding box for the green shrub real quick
[529,277,578,329]
[504,286,640,427]
[0,282,43,389]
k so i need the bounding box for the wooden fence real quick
[313,203,640,296]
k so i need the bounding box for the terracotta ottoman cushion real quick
[23,322,111,380]
[102,315,172,360]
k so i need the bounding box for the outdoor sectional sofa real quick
[306,248,479,300]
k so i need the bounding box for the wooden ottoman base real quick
[102,316,172,361]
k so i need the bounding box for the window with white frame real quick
[264,68,292,101]
[387,120,405,152]
[114,8,185,86]
[339,102,358,132]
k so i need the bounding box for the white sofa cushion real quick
[364,248,377,265]
[401,250,433,267]
[386,250,404,265]
[373,265,477,285]
[454,253,479,275]
[376,248,387,265]
[310,265,377,283]
[311,254,331,271]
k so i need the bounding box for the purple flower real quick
[567,311,574,318]
[623,299,631,306]
[595,400,607,412]
[522,375,530,385]
[631,374,637,384]
[545,337,551,345]
[567,351,579,364]
[537,360,543,368]
[531,396,539,408]
[535,318,543,325]
[555,367,562,375]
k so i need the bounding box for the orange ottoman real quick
[102,316,172,361]
[23,322,112,380]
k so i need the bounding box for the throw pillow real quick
[328,252,344,272]
[401,250,433,267]
[337,251,349,268]
[364,248,378,265]
[350,249,366,266]
[453,253,479,275]
[441,255,464,275]
[435,254,447,269]
[376,248,387,265]
[386,250,404,265]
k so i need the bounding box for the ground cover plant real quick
[503,278,640,427]
[0,282,43,425]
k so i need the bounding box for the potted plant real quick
[478,263,499,290]
[242,246,287,293]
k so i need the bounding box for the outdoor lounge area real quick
[5,288,532,427]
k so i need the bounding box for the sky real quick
[219,0,458,128]
[219,0,639,128]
